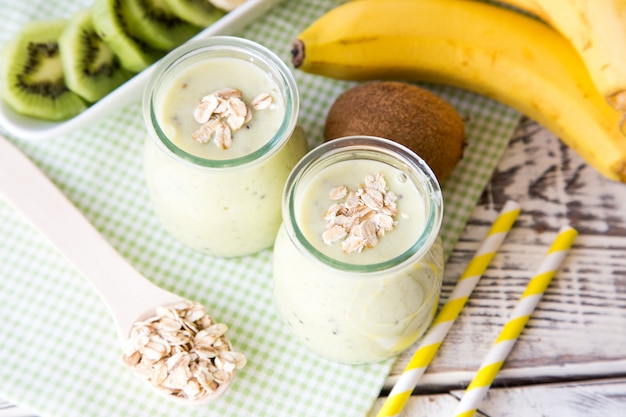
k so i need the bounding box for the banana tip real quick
[291,39,305,68]
[608,90,626,113]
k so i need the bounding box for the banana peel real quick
[495,0,626,113]
[292,0,626,183]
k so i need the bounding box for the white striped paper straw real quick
[453,225,578,417]
[375,200,521,417]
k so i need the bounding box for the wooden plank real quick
[461,378,626,417]
[389,118,626,390]
[370,378,626,417]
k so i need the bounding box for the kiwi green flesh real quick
[92,0,163,73]
[1,21,87,121]
[163,0,225,27]
[123,0,201,51]
[60,9,131,103]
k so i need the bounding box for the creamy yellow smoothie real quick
[143,37,307,257]
[298,159,427,264]
[273,137,444,364]
[156,57,285,160]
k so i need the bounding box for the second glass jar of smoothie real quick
[143,36,307,257]
[273,136,444,364]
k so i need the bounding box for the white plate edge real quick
[0,0,286,142]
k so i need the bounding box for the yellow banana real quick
[494,0,626,113]
[291,0,626,183]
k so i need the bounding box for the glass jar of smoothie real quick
[142,36,307,257]
[273,136,444,364]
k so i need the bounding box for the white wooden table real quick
[371,117,626,416]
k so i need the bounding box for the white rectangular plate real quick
[0,0,285,142]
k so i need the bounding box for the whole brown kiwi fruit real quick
[324,81,466,182]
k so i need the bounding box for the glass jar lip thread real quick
[283,136,444,274]
[143,36,299,170]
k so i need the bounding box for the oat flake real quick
[322,172,398,253]
[192,88,273,149]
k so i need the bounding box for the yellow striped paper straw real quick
[453,225,578,417]
[375,200,521,417]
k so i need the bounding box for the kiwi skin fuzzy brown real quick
[324,81,466,182]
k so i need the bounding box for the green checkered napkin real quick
[0,0,520,416]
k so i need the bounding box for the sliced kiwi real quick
[162,0,225,27]
[0,20,87,121]
[59,9,132,103]
[122,0,202,51]
[92,0,163,73]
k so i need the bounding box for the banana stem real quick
[291,39,305,68]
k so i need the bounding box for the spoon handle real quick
[0,136,181,342]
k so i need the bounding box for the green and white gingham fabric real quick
[0,1,520,416]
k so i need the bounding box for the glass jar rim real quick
[142,36,299,169]
[283,136,444,274]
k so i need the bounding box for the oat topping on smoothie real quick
[192,88,274,149]
[322,172,398,253]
